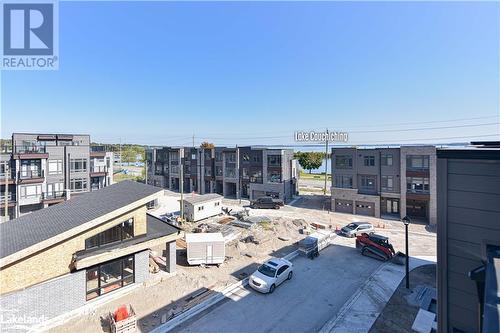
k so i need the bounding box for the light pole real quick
[402,215,411,289]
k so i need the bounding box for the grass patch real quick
[259,221,273,231]
[114,173,144,183]
[299,171,331,180]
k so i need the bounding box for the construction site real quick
[46,189,436,333]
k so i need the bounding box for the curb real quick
[318,256,436,333]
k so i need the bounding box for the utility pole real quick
[323,129,329,196]
[180,149,184,222]
[144,147,148,185]
[4,163,9,221]
[119,137,122,166]
[192,134,195,148]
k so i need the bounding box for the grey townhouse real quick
[436,142,500,333]
[0,133,114,222]
[330,145,437,224]
[146,146,298,202]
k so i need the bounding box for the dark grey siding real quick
[438,158,500,333]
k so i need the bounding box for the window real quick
[250,169,262,183]
[242,168,249,179]
[215,152,223,162]
[198,206,204,211]
[204,151,211,160]
[242,154,250,161]
[48,160,63,175]
[334,175,353,188]
[214,202,220,206]
[363,156,375,167]
[225,167,236,178]
[277,266,288,276]
[70,158,87,172]
[381,154,393,166]
[86,255,134,300]
[215,166,222,176]
[381,176,394,191]
[85,218,134,249]
[407,155,429,170]
[267,170,282,183]
[335,155,353,169]
[360,175,376,191]
[252,155,260,163]
[226,153,236,162]
[407,177,430,193]
[20,185,42,198]
[70,178,88,192]
[204,167,212,176]
[267,155,281,166]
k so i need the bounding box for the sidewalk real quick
[318,256,436,333]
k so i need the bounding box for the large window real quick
[360,175,376,192]
[20,185,42,198]
[85,218,134,249]
[335,155,353,169]
[406,155,429,170]
[70,158,87,172]
[267,170,282,183]
[215,166,223,176]
[48,159,63,175]
[381,154,393,166]
[363,156,375,167]
[86,255,134,301]
[334,175,353,188]
[407,177,430,193]
[250,169,262,183]
[70,178,88,192]
[381,175,394,192]
[267,155,281,167]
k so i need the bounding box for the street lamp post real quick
[402,216,411,289]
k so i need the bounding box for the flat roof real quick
[0,180,163,260]
[185,232,224,243]
[437,147,500,160]
[183,194,222,205]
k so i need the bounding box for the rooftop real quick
[0,180,162,260]
[183,193,223,205]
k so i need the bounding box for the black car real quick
[250,197,283,209]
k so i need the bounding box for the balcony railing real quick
[19,169,44,179]
[14,145,47,154]
[91,146,106,152]
[0,193,16,202]
[42,191,66,200]
[90,166,108,174]
[250,177,263,183]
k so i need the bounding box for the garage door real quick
[335,199,353,214]
[355,201,375,216]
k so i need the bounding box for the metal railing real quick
[42,191,66,200]
[14,145,47,154]
[90,166,108,174]
[0,193,16,202]
[19,169,44,179]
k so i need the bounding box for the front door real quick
[386,198,399,214]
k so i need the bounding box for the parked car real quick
[340,222,374,238]
[250,197,284,209]
[249,258,293,293]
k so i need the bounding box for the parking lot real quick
[174,241,382,333]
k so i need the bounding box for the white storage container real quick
[186,232,225,265]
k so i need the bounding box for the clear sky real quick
[1,1,499,146]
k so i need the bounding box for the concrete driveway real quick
[174,243,382,333]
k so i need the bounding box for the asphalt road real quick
[174,244,382,333]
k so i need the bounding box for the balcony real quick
[13,145,49,159]
[90,146,106,158]
[0,171,16,185]
[42,191,66,203]
[0,193,16,208]
[18,169,44,184]
[90,166,108,177]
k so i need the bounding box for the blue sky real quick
[1,1,499,146]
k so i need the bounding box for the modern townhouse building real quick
[0,133,114,222]
[330,146,437,224]
[147,146,298,202]
[0,181,181,332]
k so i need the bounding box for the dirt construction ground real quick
[48,190,436,333]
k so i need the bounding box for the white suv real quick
[340,222,374,237]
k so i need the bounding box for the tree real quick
[296,151,324,173]
[200,142,215,149]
